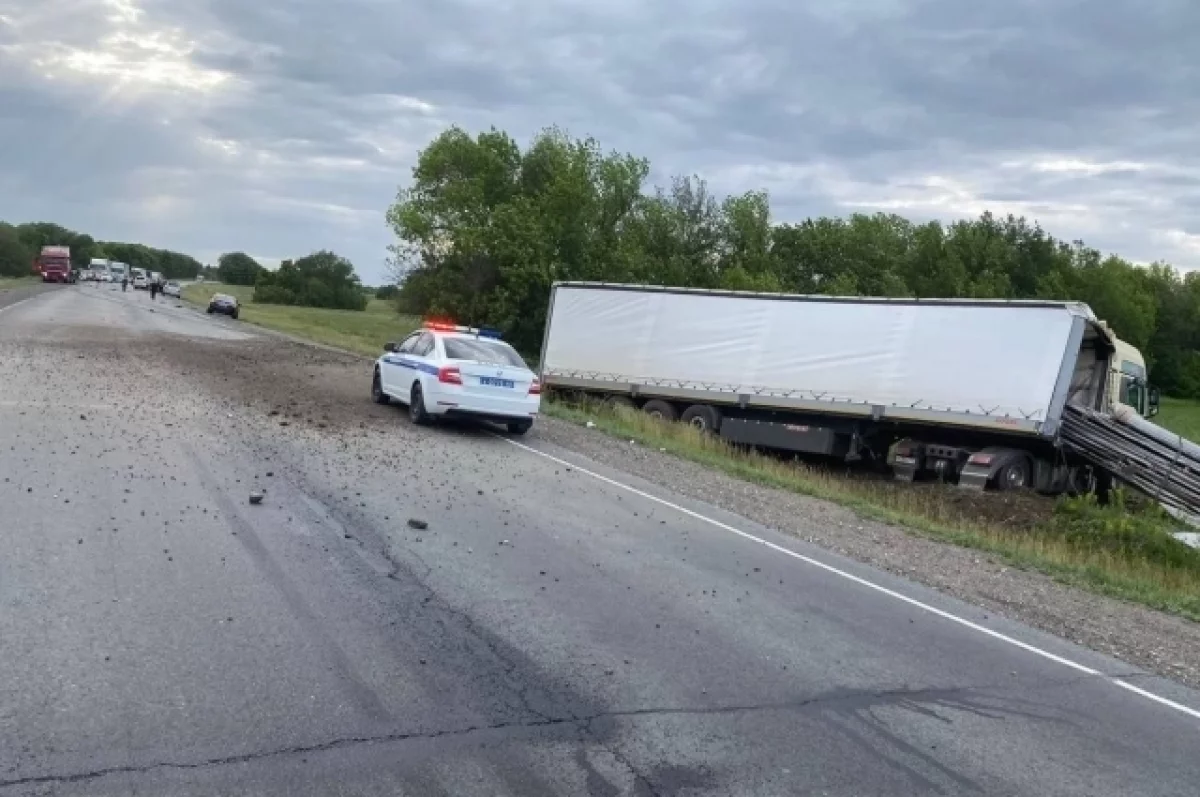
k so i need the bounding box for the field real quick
[1155,397,1200,441]
[0,276,37,291]
[181,283,420,357]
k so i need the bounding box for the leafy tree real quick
[13,222,99,270]
[375,284,399,300]
[389,124,1200,392]
[0,223,33,277]
[254,250,367,310]
[69,235,97,269]
[217,252,264,286]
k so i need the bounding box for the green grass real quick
[181,282,420,357]
[1155,397,1200,442]
[546,399,1200,621]
[0,276,38,291]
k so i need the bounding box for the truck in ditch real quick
[538,282,1163,497]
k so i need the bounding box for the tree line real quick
[0,219,368,312]
[0,221,204,279]
[216,251,367,311]
[388,126,1200,397]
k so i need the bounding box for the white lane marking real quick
[500,436,1200,723]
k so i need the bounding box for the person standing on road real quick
[149,279,158,300]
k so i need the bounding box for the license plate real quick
[479,376,515,388]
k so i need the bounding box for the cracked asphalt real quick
[1,285,1198,796]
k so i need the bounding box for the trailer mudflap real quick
[958,447,1030,491]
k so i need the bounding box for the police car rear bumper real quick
[438,407,537,423]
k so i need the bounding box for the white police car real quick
[372,322,540,433]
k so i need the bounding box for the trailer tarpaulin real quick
[542,284,1091,423]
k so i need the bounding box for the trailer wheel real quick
[680,404,722,433]
[641,399,678,422]
[995,458,1031,491]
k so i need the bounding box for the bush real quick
[253,250,367,310]
[217,252,264,286]
[375,284,399,300]
[1044,493,1200,571]
[0,223,33,277]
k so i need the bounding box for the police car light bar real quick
[422,319,504,340]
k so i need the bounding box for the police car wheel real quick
[409,383,431,425]
[372,370,389,404]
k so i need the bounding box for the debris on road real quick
[407,518,429,530]
[249,491,264,505]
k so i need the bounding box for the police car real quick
[372,322,540,434]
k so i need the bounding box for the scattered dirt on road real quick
[148,332,1200,690]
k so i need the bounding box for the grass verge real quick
[0,276,38,292]
[181,283,419,357]
[1156,397,1200,442]
[545,398,1200,621]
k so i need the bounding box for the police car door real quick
[382,332,421,396]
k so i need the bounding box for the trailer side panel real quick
[543,284,1083,430]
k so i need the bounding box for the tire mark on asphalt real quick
[181,443,394,725]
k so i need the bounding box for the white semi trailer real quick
[539,282,1162,495]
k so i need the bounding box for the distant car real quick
[133,275,148,289]
[371,322,540,434]
[206,293,239,319]
[163,281,181,297]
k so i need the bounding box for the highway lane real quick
[1,285,1197,795]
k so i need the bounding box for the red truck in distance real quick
[34,246,75,283]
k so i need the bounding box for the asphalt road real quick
[1,285,1198,796]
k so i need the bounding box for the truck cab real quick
[36,246,74,283]
[1107,335,1159,419]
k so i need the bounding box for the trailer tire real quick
[995,457,1032,491]
[641,399,678,422]
[680,404,722,433]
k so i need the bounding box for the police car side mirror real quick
[383,342,396,353]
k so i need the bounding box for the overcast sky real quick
[1,0,1197,284]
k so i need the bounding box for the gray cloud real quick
[1,0,1198,282]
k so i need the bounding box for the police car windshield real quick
[443,337,526,368]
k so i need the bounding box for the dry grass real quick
[546,398,1200,620]
[0,276,38,291]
